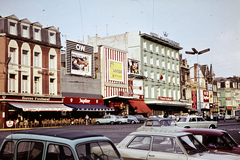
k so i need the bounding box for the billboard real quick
[192,90,197,109]
[109,60,123,81]
[128,59,139,74]
[71,51,92,76]
[203,90,209,103]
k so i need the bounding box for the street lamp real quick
[185,48,210,115]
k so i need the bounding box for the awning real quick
[128,100,153,113]
[64,104,115,111]
[8,102,72,112]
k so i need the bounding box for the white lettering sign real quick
[76,44,85,52]
[79,98,90,104]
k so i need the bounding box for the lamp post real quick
[185,48,210,115]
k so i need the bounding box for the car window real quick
[197,117,205,121]
[76,141,120,160]
[17,141,43,160]
[145,121,153,126]
[194,135,203,143]
[178,117,187,122]
[153,121,160,126]
[46,144,74,160]
[152,137,183,154]
[190,118,196,122]
[0,141,14,160]
[222,133,237,147]
[128,136,151,150]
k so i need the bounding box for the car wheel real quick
[131,121,135,124]
[209,125,216,129]
[110,121,114,125]
[184,126,190,128]
[118,121,122,124]
[96,121,100,125]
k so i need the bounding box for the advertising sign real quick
[192,90,197,109]
[109,60,123,81]
[128,59,139,74]
[71,51,92,76]
[209,91,213,103]
[203,90,209,103]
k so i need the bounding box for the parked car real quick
[137,118,183,132]
[123,115,139,124]
[0,129,123,160]
[225,114,235,120]
[95,115,119,125]
[133,114,148,123]
[115,131,239,160]
[148,115,163,119]
[177,115,217,129]
[183,128,240,154]
[115,115,128,124]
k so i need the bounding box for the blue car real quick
[123,115,140,124]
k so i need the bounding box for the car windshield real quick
[178,135,208,155]
[177,117,187,122]
[76,141,121,160]
[222,133,238,147]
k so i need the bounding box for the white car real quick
[115,131,239,160]
[177,115,217,129]
[115,115,128,124]
[95,115,119,125]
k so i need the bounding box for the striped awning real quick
[64,104,114,111]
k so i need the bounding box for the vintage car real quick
[123,115,139,124]
[133,114,148,123]
[137,118,183,132]
[0,129,123,160]
[183,128,240,154]
[95,115,119,125]
[177,115,217,129]
[115,131,239,160]
[115,115,128,124]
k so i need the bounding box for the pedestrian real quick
[85,114,89,125]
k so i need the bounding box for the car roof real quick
[13,129,104,140]
[129,131,190,137]
[183,128,226,136]
[147,118,174,121]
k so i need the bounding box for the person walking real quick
[85,114,89,125]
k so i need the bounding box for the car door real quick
[147,136,187,160]
[189,117,198,128]
[197,117,207,128]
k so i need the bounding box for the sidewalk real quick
[0,126,62,131]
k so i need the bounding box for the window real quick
[22,50,29,66]
[163,88,166,97]
[22,25,29,38]
[17,141,43,160]
[226,100,231,106]
[150,44,153,52]
[33,28,41,41]
[143,41,147,50]
[217,82,221,89]
[145,86,148,98]
[144,70,148,78]
[167,49,170,57]
[128,136,151,150]
[168,62,170,70]
[152,137,182,153]
[156,59,159,67]
[177,77,180,85]
[172,51,175,58]
[76,142,120,160]
[176,64,179,72]
[226,81,230,88]
[0,141,14,160]
[162,60,165,69]
[157,87,160,97]
[34,77,40,94]
[177,90,180,100]
[172,63,175,72]
[9,74,16,92]
[9,47,16,64]
[150,57,153,66]
[151,86,155,98]
[157,73,160,80]
[217,92,221,98]
[176,52,179,60]
[143,56,147,64]
[161,47,165,56]
[50,78,55,95]
[34,52,40,67]
[49,32,56,44]
[50,55,55,69]
[168,89,171,97]
[9,22,17,35]
[22,75,28,93]
[151,71,154,80]
[162,74,165,82]
[173,90,176,100]
[47,144,73,160]
[156,46,159,54]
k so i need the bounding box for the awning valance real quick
[64,104,115,111]
[8,102,72,112]
[128,100,153,113]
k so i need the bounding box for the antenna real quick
[163,31,168,37]
[106,24,108,37]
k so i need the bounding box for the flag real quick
[160,73,163,80]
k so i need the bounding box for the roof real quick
[182,128,226,136]
[147,118,174,121]
[130,131,190,137]
[13,129,103,140]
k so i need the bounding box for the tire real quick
[131,121,135,124]
[110,121,114,125]
[96,121,100,125]
[118,121,122,124]
[209,125,216,129]
[184,126,190,128]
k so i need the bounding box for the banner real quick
[192,90,197,109]
[109,60,123,81]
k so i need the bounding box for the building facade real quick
[88,31,191,116]
[0,15,71,128]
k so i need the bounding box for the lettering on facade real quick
[150,32,180,47]
[158,96,173,101]
[76,44,85,52]
[79,98,90,104]
[22,97,50,101]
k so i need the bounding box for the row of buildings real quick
[0,15,239,127]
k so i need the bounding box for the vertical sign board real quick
[203,90,209,103]
[192,90,197,109]
[109,60,123,81]
[66,40,93,77]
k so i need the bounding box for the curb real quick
[0,126,62,132]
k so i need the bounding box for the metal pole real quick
[197,53,201,115]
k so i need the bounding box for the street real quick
[0,120,240,146]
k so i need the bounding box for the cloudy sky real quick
[1,0,239,78]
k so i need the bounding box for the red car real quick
[183,128,240,154]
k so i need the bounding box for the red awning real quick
[128,100,153,113]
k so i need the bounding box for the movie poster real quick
[71,51,92,76]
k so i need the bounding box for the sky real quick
[0,0,239,78]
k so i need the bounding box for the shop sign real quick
[192,90,197,109]
[203,90,209,103]
[225,90,231,93]
[6,120,14,128]
[209,91,213,103]
[22,96,50,101]
[179,99,189,103]
[158,96,173,101]
[207,84,213,91]
[64,97,103,105]
[226,106,232,109]
[226,97,231,100]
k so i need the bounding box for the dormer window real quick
[49,32,56,44]
[22,25,29,38]
[33,27,41,41]
[9,22,17,35]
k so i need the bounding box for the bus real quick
[235,109,240,122]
